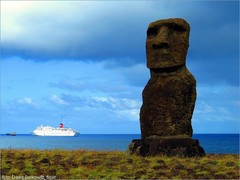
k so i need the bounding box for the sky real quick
[1,1,239,134]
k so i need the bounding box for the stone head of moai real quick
[146,18,190,69]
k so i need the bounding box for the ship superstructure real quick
[32,123,79,136]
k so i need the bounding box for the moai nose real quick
[152,26,170,49]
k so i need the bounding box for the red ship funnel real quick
[60,123,63,128]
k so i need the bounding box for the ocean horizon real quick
[0,134,239,154]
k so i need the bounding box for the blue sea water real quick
[0,134,239,154]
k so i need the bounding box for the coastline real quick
[1,149,239,179]
[1,134,239,154]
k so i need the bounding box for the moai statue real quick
[141,18,195,138]
[128,18,205,157]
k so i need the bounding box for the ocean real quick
[0,134,239,154]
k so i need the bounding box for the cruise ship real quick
[32,123,79,136]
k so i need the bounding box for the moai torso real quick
[140,18,196,139]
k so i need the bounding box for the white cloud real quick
[194,100,239,123]
[115,109,140,121]
[92,96,141,110]
[91,96,141,121]
[73,107,81,112]
[53,94,141,122]
[17,97,38,107]
[51,95,69,106]
[195,102,215,114]
[92,97,109,103]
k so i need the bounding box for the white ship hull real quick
[32,125,79,137]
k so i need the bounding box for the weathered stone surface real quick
[128,138,205,157]
[140,18,196,139]
[146,18,190,69]
[140,65,196,138]
[128,139,146,156]
[128,18,205,157]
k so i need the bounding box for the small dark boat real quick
[6,132,16,136]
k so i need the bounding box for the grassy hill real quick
[1,149,239,179]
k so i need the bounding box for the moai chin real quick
[140,18,195,139]
[128,18,205,157]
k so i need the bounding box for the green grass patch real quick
[1,149,239,179]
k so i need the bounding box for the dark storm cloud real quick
[188,1,239,59]
[188,57,239,86]
[2,1,239,86]
[2,1,238,61]
[2,1,152,61]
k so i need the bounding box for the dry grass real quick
[1,149,239,179]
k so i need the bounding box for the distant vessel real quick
[6,132,16,136]
[32,123,79,136]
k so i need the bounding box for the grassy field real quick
[1,149,239,179]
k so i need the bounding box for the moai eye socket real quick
[147,27,158,38]
[169,24,186,33]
